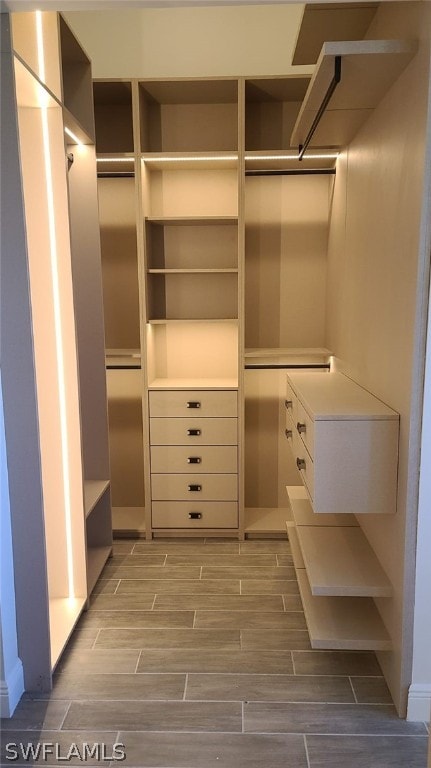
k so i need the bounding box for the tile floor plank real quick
[0,699,70,731]
[241,580,299,595]
[153,594,285,611]
[78,610,194,629]
[165,554,277,566]
[195,610,306,630]
[55,649,141,674]
[292,651,383,677]
[94,628,241,650]
[305,735,428,768]
[241,629,311,651]
[102,565,201,580]
[116,579,240,595]
[350,676,393,704]
[202,566,296,580]
[136,649,294,674]
[185,673,355,703]
[88,594,156,611]
[48,673,186,701]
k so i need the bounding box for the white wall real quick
[64,4,313,79]
[326,1,431,715]
[0,374,24,717]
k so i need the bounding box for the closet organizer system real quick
[96,38,414,546]
[3,12,112,689]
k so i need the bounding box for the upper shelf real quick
[291,38,417,152]
[292,3,378,66]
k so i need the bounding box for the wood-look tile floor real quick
[1,538,428,767]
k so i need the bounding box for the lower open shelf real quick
[112,506,146,537]
[296,569,392,651]
[245,507,290,538]
[49,597,86,670]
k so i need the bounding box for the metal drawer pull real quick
[189,512,202,519]
[187,429,201,436]
[285,399,293,409]
[188,484,202,492]
[296,458,306,471]
[187,457,202,464]
[285,428,292,439]
[187,401,201,409]
[297,422,306,434]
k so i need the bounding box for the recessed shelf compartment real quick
[297,569,392,651]
[84,480,110,518]
[286,485,358,527]
[291,38,417,151]
[297,525,392,597]
[146,217,238,272]
[245,149,337,172]
[147,271,238,321]
[59,15,94,142]
[93,80,134,153]
[245,77,310,151]
[245,507,291,538]
[139,79,238,153]
[142,164,238,219]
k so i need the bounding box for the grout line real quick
[134,651,142,673]
[183,673,188,701]
[349,676,359,703]
[90,629,102,649]
[113,580,121,595]
[58,700,72,730]
[291,651,296,675]
[151,594,157,610]
[241,700,245,733]
[303,735,312,768]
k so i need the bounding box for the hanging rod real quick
[245,169,335,177]
[245,363,330,370]
[97,172,135,179]
[299,55,342,161]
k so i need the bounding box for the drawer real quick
[294,444,314,501]
[151,445,237,474]
[152,501,238,529]
[285,380,298,425]
[149,389,237,418]
[295,400,315,458]
[151,473,238,501]
[150,417,237,446]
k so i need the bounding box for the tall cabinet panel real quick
[139,79,242,537]
[3,11,111,691]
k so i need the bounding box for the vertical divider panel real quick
[238,77,246,540]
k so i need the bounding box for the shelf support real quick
[298,55,342,161]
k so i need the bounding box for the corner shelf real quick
[287,485,357,527]
[291,39,417,152]
[84,479,110,519]
[297,569,392,651]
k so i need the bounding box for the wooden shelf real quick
[148,377,238,390]
[142,153,238,170]
[84,480,110,519]
[292,3,379,66]
[146,216,238,226]
[148,268,238,274]
[245,149,337,171]
[148,318,238,325]
[286,485,358,527]
[245,507,291,538]
[291,39,417,151]
[86,545,112,595]
[297,570,392,651]
[286,523,305,569]
[296,525,392,597]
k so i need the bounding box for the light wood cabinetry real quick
[3,11,111,690]
[285,368,399,651]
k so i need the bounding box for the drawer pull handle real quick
[187,457,202,464]
[285,429,292,439]
[296,457,306,471]
[189,512,202,520]
[187,401,201,409]
[297,422,306,434]
[187,429,201,436]
[188,484,202,492]
[285,399,293,409]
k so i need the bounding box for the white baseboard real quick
[407,683,431,722]
[0,658,24,718]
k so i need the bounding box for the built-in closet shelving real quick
[4,11,111,690]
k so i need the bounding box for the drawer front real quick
[151,445,237,474]
[296,400,315,459]
[152,501,238,529]
[285,380,298,425]
[149,390,237,418]
[150,417,238,446]
[294,444,314,501]
[284,411,296,451]
[151,473,238,501]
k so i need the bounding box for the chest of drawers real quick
[149,389,238,529]
[285,372,399,514]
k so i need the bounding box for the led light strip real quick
[96,157,134,163]
[64,126,82,146]
[245,152,339,161]
[37,10,75,600]
[143,155,238,163]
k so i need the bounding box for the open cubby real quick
[93,80,134,154]
[147,272,238,321]
[142,165,238,219]
[245,77,310,151]
[139,79,238,153]
[59,15,94,140]
[146,219,238,271]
